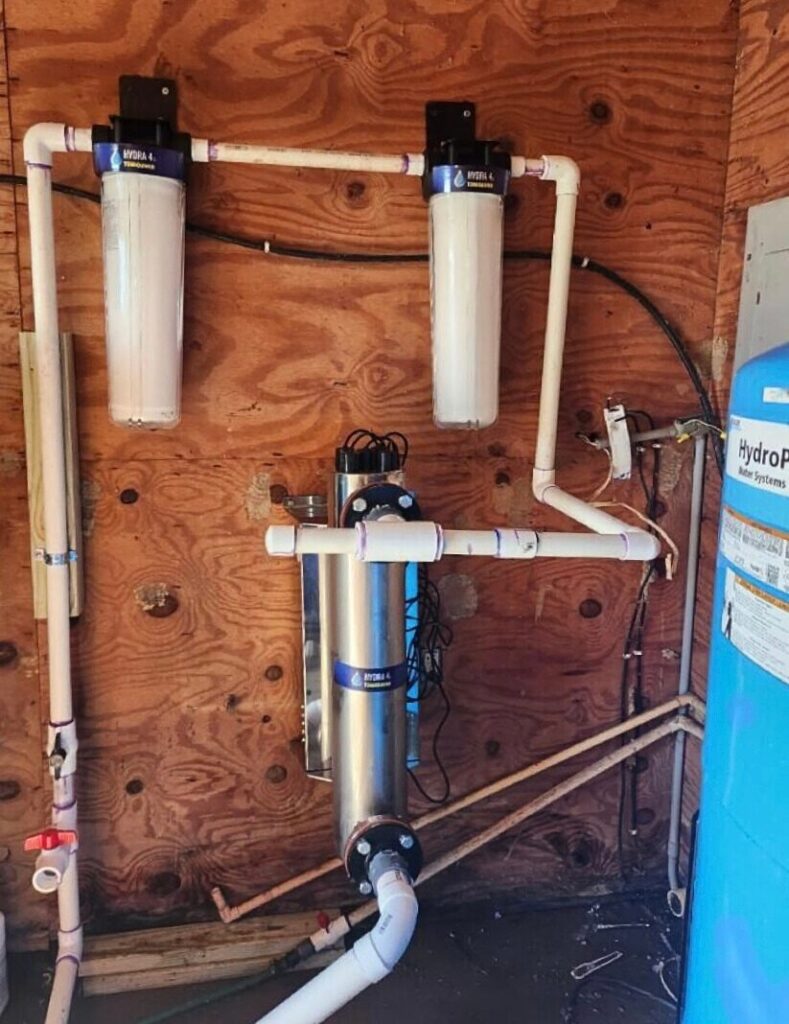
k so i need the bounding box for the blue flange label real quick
[93,142,186,181]
[334,660,409,692]
[430,164,509,196]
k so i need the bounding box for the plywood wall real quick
[0,0,741,940]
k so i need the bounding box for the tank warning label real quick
[334,660,408,692]
[726,414,789,495]
[764,387,789,405]
[720,506,789,593]
[722,568,789,685]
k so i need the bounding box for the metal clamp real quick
[47,721,78,779]
[35,548,78,567]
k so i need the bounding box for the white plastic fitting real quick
[23,123,92,165]
[255,865,417,1024]
[510,156,546,178]
[32,846,70,894]
[539,154,581,195]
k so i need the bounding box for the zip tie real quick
[35,549,77,566]
[263,240,271,254]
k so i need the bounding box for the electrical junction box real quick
[734,195,789,374]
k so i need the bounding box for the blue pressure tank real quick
[682,343,789,1022]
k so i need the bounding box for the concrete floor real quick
[6,895,681,1023]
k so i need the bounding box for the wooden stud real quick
[18,332,84,619]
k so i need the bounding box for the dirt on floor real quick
[5,893,683,1023]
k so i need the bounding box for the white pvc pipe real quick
[25,124,85,1024]
[667,434,706,914]
[533,162,579,481]
[192,138,425,177]
[266,522,658,563]
[44,957,79,1024]
[255,865,417,1024]
[529,156,659,560]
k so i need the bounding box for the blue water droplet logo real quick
[110,147,123,172]
[453,169,465,189]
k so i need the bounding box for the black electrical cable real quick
[1,172,724,476]
[341,427,409,466]
[408,679,451,805]
[406,564,453,804]
[617,560,657,880]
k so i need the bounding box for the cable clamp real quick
[35,548,77,567]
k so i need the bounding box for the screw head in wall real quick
[398,833,415,850]
[398,494,414,509]
[356,838,372,856]
[352,497,367,513]
[359,880,373,895]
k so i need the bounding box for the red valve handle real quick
[23,828,77,852]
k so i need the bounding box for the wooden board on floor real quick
[80,909,342,995]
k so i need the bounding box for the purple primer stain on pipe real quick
[208,141,219,161]
[64,126,76,152]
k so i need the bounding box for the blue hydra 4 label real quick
[334,660,409,692]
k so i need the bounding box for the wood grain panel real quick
[1,0,737,931]
[0,1,48,947]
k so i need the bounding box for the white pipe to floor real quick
[666,434,706,915]
[530,156,659,558]
[255,861,418,1024]
[24,123,87,1024]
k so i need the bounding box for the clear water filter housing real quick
[92,77,191,428]
[423,102,511,429]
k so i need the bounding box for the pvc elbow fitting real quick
[532,468,556,502]
[540,155,581,196]
[354,866,418,982]
[24,124,65,165]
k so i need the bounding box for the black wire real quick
[617,561,657,880]
[406,564,452,804]
[408,679,451,805]
[3,172,723,476]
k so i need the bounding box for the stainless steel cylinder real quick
[332,549,407,859]
[333,470,405,525]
